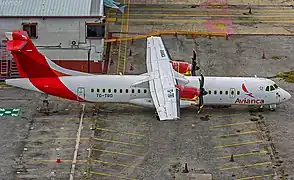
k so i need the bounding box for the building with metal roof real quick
[0,0,103,17]
[0,0,107,79]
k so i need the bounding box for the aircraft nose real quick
[281,89,291,101]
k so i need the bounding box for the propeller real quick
[191,49,200,76]
[197,74,208,114]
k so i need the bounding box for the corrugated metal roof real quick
[0,0,103,16]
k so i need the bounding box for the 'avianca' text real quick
[235,98,265,104]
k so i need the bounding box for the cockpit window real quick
[265,86,269,91]
[274,84,278,89]
[270,85,275,91]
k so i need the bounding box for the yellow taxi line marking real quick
[118,19,294,23]
[33,159,85,163]
[93,159,143,169]
[32,159,142,169]
[215,140,263,148]
[216,151,268,159]
[96,127,145,137]
[90,171,136,180]
[217,130,258,138]
[209,121,255,128]
[93,138,144,147]
[218,161,272,171]
[92,148,139,157]
[130,8,294,13]
[111,13,294,18]
[237,174,275,180]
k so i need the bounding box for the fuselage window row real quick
[208,90,240,96]
[90,88,148,94]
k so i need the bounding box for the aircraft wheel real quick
[258,106,264,112]
[269,104,276,111]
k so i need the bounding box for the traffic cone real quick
[130,63,133,71]
[262,51,265,59]
[230,154,234,162]
[56,155,61,163]
[129,49,132,56]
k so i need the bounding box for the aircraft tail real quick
[5,30,92,78]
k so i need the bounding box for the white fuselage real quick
[7,75,291,108]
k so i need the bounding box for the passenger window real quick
[270,86,275,91]
[91,88,94,93]
[214,90,217,95]
[102,89,105,93]
[97,89,100,93]
[126,89,129,93]
[220,91,222,95]
[120,89,123,93]
[231,90,234,95]
[225,91,228,95]
[114,89,117,93]
[208,90,212,94]
[144,89,147,93]
[138,89,141,93]
[266,86,269,92]
[132,89,135,93]
[237,91,240,95]
[108,89,111,93]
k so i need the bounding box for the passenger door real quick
[77,87,85,101]
[229,88,235,99]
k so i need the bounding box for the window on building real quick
[91,88,94,93]
[237,91,240,95]
[86,23,105,38]
[108,89,111,93]
[138,89,141,93]
[214,90,217,95]
[102,89,105,93]
[126,89,129,93]
[144,89,147,93]
[22,23,37,38]
[120,89,123,93]
[225,91,228,95]
[220,91,223,95]
[114,89,117,93]
[97,89,100,93]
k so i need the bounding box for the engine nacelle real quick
[171,61,192,75]
[176,85,200,101]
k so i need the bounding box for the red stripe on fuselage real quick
[29,77,84,101]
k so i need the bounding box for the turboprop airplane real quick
[4,30,292,120]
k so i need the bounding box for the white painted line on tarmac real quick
[69,103,85,180]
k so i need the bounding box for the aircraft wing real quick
[146,36,180,120]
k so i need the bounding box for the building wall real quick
[0,18,104,73]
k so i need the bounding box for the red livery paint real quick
[241,83,255,98]
[5,30,85,101]
[235,98,264,104]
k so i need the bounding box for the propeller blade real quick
[192,49,196,61]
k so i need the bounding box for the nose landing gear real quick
[269,104,277,111]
